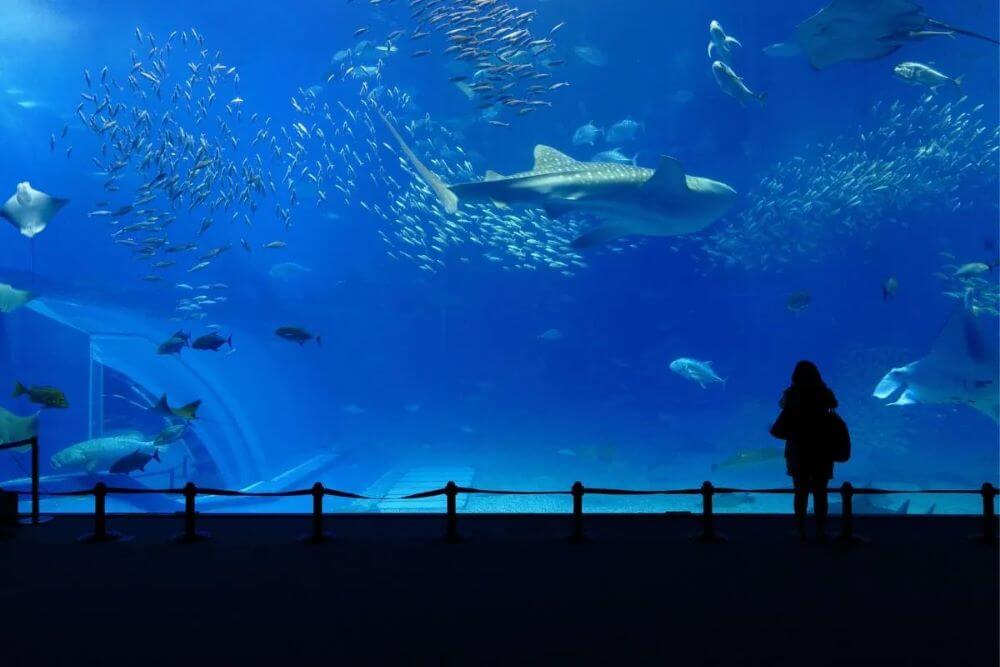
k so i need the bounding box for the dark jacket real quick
[770,386,838,480]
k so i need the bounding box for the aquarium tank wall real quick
[0,0,996,514]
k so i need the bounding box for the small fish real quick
[191,332,232,351]
[275,326,321,345]
[787,291,811,312]
[954,262,989,276]
[669,358,725,388]
[882,276,899,301]
[893,62,963,93]
[151,394,200,421]
[262,240,287,249]
[572,121,602,146]
[13,381,68,408]
[154,423,186,446]
[157,332,189,355]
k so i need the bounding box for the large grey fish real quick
[51,433,160,473]
[379,112,736,249]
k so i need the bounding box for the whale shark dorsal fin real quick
[533,145,580,172]
[644,156,688,194]
[484,170,506,181]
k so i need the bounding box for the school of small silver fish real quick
[337,0,569,127]
[50,9,997,309]
[65,27,297,321]
[700,95,999,283]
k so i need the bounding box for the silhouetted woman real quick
[770,360,838,539]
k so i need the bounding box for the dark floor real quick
[1,513,997,666]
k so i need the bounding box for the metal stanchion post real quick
[691,481,726,543]
[569,482,587,543]
[20,437,52,525]
[973,482,997,545]
[444,481,461,543]
[835,482,869,545]
[174,482,209,543]
[79,482,124,543]
[300,482,331,544]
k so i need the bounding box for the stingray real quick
[873,306,999,422]
[0,181,69,238]
[765,0,999,70]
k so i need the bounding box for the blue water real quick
[0,0,996,514]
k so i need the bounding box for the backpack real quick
[826,410,851,463]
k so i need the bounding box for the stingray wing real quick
[795,0,927,69]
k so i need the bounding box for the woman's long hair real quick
[780,360,838,410]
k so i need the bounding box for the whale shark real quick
[873,306,999,422]
[764,0,999,70]
[379,112,737,248]
[0,182,69,238]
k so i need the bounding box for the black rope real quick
[1,484,994,501]
[0,438,35,452]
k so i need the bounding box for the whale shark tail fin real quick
[378,110,458,214]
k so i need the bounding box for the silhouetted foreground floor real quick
[1,514,997,666]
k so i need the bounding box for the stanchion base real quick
[689,532,728,543]
[568,534,590,545]
[441,533,465,544]
[968,533,998,546]
[18,515,53,525]
[298,531,333,545]
[173,531,210,544]
[78,531,130,544]
[834,533,871,546]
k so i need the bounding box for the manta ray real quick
[873,306,999,422]
[0,182,69,238]
[765,0,999,70]
[379,112,736,248]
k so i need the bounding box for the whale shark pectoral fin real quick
[484,170,506,181]
[643,156,688,195]
[571,222,630,249]
[533,145,581,172]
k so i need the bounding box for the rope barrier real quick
[1,484,994,500]
[0,438,34,452]
[4,435,996,547]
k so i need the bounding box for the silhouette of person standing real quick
[770,361,838,540]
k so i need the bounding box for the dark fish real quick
[153,423,186,446]
[275,326,321,345]
[13,382,68,409]
[152,394,201,421]
[109,448,160,474]
[191,332,232,351]
[787,291,810,312]
[882,276,899,301]
[157,333,189,355]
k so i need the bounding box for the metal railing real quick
[2,437,997,545]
